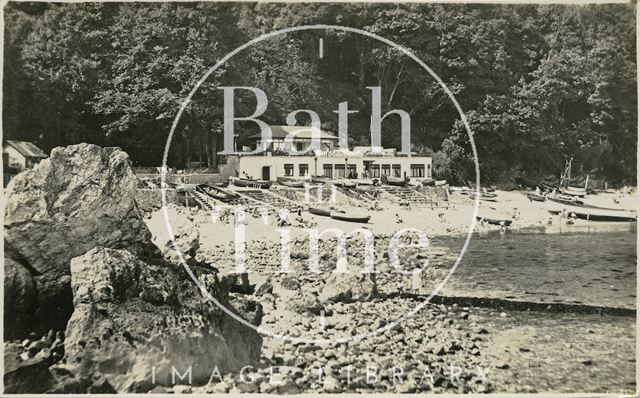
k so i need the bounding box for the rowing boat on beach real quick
[230,177,272,189]
[330,210,371,223]
[308,207,331,217]
[476,216,512,226]
[277,177,306,188]
[547,205,637,222]
[526,192,546,202]
[198,184,239,202]
[381,175,410,187]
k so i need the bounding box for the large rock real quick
[317,237,378,303]
[146,204,200,259]
[62,247,262,392]
[318,271,377,304]
[3,257,37,339]
[4,143,158,331]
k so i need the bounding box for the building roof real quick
[4,140,47,158]
[248,126,338,140]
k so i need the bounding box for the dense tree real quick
[3,2,636,184]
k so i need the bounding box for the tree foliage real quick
[3,2,636,184]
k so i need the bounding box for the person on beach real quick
[411,268,422,294]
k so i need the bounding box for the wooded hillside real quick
[3,2,637,184]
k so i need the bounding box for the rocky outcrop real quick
[3,257,37,339]
[146,204,200,260]
[4,144,158,332]
[3,143,264,394]
[60,247,262,392]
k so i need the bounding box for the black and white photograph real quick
[1,0,637,395]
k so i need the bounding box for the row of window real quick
[284,163,308,176]
[283,163,430,178]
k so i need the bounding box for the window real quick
[381,164,391,176]
[299,164,309,176]
[392,164,401,177]
[410,164,425,178]
[284,164,294,176]
[347,164,357,178]
[371,164,381,178]
[323,164,333,178]
[334,164,346,178]
[296,142,305,152]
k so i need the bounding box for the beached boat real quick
[308,207,331,217]
[381,174,410,187]
[277,177,306,188]
[468,192,497,202]
[547,205,636,222]
[331,179,357,188]
[310,176,331,184]
[330,210,371,223]
[548,196,584,206]
[198,184,239,202]
[526,192,546,202]
[561,186,587,197]
[476,216,512,226]
[229,177,272,189]
[449,186,471,193]
[350,178,375,186]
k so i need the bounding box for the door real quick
[262,166,270,181]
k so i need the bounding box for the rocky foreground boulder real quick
[51,247,262,392]
[4,144,158,333]
[3,143,264,393]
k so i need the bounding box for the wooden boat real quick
[434,180,447,186]
[308,207,331,217]
[480,190,497,198]
[330,210,371,223]
[332,179,357,188]
[277,177,306,188]
[561,186,586,197]
[476,216,512,226]
[449,186,470,193]
[547,206,636,222]
[526,192,546,202]
[229,177,272,189]
[548,196,584,206]
[422,179,436,187]
[350,178,375,186]
[198,184,239,202]
[310,176,330,184]
[381,174,410,187]
[467,192,497,202]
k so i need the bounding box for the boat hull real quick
[330,211,371,223]
[381,175,410,187]
[548,196,584,206]
[350,178,375,186]
[547,205,637,222]
[476,216,512,226]
[308,207,331,217]
[526,193,546,202]
[230,177,272,189]
[277,177,306,188]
